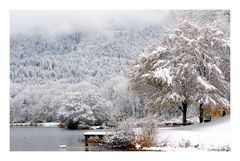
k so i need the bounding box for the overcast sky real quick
[10,10,170,35]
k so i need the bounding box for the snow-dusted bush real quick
[105,115,158,150]
[58,91,112,125]
[178,139,192,148]
[104,131,134,150]
[66,118,78,130]
[207,144,231,151]
[131,115,158,148]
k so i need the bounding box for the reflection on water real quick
[10,127,109,151]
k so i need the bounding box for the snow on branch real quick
[154,68,172,85]
[197,76,216,91]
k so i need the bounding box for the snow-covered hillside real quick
[10,24,163,124]
[10,26,162,85]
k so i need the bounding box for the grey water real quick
[10,127,109,151]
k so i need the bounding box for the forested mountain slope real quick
[10,24,163,124]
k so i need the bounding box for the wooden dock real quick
[83,131,113,146]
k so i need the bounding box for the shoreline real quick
[10,122,60,128]
[10,123,109,130]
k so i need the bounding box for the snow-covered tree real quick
[101,76,147,120]
[10,81,111,124]
[58,91,112,125]
[129,20,230,125]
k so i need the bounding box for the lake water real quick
[10,127,109,151]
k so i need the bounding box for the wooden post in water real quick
[85,135,89,146]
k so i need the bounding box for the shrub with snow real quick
[104,115,159,150]
[104,131,134,150]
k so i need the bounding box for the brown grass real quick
[178,139,192,148]
[128,127,157,150]
[203,105,230,119]
[58,123,67,128]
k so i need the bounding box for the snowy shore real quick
[10,123,107,130]
[10,122,60,127]
[144,116,230,151]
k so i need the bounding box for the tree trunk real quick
[182,102,187,126]
[199,102,204,123]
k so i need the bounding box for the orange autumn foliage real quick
[203,105,230,119]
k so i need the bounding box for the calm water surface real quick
[10,127,109,151]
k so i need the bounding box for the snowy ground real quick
[144,116,230,151]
